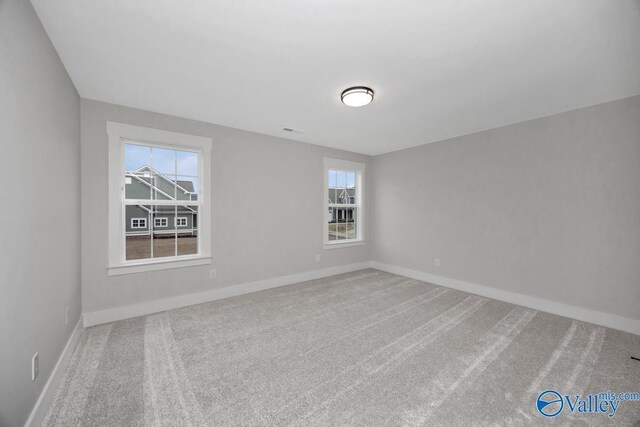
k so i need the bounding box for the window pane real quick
[328,188,335,204]
[337,188,355,204]
[152,174,176,200]
[152,205,175,258]
[126,173,152,200]
[125,144,152,200]
[337,170,347,189]
[124,143,150,172]
[153,231,176,258]
[126,205,150,231]
[177,206,198,256]
[151,147,176,175]
[177,150,198,176]
[328,222,337,241]
[347,172,356,189]
[334,170,355,204]
[177,230,198,256]
[347,221,357,240]
[152,205,172,229]
[126,235,151,260]
[331,207,357,240]
[328,169,337,188]
[125,204,151,260]
[176,176,197,201]
[328,169,337,204]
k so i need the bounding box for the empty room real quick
[2,0,640,425]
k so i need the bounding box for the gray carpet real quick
[43,269,640,426]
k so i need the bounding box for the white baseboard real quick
[83,262,372,327]
[25,317,84,427]
[27,262,637,426]
[84,259,640,334]
[370,261,640,336]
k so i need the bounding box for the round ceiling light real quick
[341,86,374,107]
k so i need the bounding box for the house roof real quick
[126,166,198,206]
[132,165,195,193]
[150,205,196,214]
[176,180,194,192]
[130,175,196,198]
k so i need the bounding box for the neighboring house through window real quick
[131,218,147,229]
[324,158,365,248]
[107,122,212,275]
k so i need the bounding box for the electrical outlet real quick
[32,353,39,381]
[65,307,69,326]
[210,269,217,279]
[434,258,441,267]
[315,254,321,263]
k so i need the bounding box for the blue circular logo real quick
[537,390,564,417]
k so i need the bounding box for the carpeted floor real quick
[43,269,640,426]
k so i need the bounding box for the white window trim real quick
[175,217,188,227]
[131,218,147,229]
[323,158,365,249]
[154,217,168,228]
[107,122,212,275]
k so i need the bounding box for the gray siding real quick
[125,173,195,201]
[125,177,152,199]
[153,175,177,199]
[125,205,198,234]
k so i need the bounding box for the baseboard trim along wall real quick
[83,259,640,334]
[25,317,84,427]
[83,261,372,327]
[370,261,640,336]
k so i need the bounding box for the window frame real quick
[131,218,147,229]
[175,217,188,227]
[323,158,365,249]
[154,217,168,228]
[107,122,212,276]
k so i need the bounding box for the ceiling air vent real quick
[282,127,304,134]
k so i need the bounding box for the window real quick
[324,158,365,248]
[131,218,147,229]
[108,122,212,275]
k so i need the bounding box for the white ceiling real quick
[32,0,640,155]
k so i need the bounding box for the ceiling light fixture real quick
[341,86,374,107]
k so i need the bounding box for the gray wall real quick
[372,95,640,321]
[0,1,81,426]
[81,99,371,313]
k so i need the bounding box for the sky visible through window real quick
[328,170,356,189]
[125,143,199,191]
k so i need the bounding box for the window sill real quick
[108,256,211,276]
[324,240,366,250]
